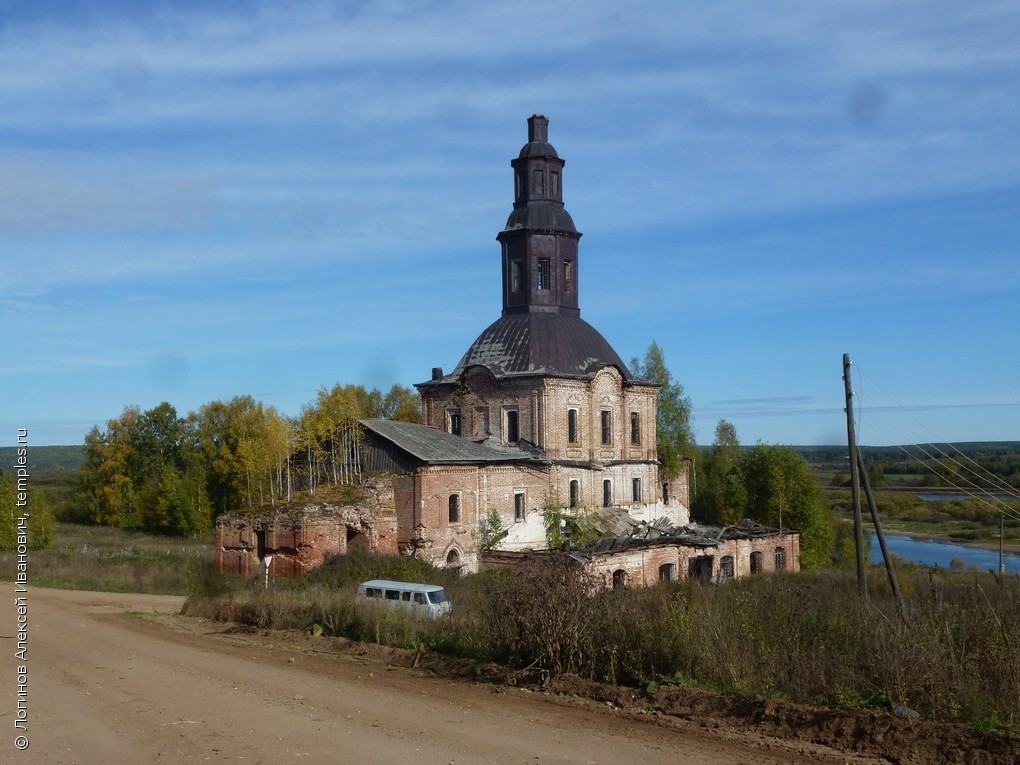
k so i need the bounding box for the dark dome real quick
[450,313,635,380]
[518,141,559,159]
[503,202,577,234]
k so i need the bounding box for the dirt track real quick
[1,585,902,765]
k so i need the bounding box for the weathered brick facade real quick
[480,526,801,590]
[218,116,799,583]
[215,482,398,577]
[586,532,801,588]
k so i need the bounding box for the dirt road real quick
[2,585,886,765]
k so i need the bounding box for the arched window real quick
[567,408,578,443]
[612,569,627,589]
[447,409,461,436]
[720,555,735,580]
[448,494,460,523]
[601,410,612,445]
[775,546,786,571]
[750,551,764,574]
[658,563,676,582]
[602,479,612,507]
[446,549,461,568]
[569,480,579,508]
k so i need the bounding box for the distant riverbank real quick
[870,532,1020,573]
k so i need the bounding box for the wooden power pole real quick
[843,354,867,599]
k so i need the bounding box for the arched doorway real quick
[346,526,371,552]
[446,548,461,569]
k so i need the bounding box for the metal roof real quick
[360,418,538,465]
[502,201,577,234]
[441,312,646,382]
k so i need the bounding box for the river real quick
[870,533,1020,573]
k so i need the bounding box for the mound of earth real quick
[256,625,1016,765]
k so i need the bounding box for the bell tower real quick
[497,115,582,318]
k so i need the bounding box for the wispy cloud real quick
[4,1,1019,445]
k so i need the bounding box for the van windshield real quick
[427,590,448,604]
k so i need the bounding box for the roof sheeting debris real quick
[588,516,796,555]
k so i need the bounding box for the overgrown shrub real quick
[186,554,1020,729]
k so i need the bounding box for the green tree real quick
[75,402,213,534]
[73,407,142,526]
[694,419,745,524]
[303,385,366,488]
[630,341,695,479]
[735,443,834,569]
[382,384,422,423]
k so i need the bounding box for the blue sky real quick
[2,1,1018,448]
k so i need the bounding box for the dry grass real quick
[186,555,1020,730]
[0,522,213,595]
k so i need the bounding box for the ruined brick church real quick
[364,114,691,572]
[217,116,799,583]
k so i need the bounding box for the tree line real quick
[71,384,420,536]
[67,343,835,568]
[632,342,835,568]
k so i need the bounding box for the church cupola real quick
[497,115,581,318]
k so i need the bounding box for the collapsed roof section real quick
[579,514,798,555]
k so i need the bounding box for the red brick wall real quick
[588,532,801,588]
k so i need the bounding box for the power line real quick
[853,411,1020,524]
[848,365,1020,525]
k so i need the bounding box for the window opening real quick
[511,259,522,293]
[630,411,640,445]
[567,408,578,443]
[602,479,612,507]
[750,551,764,574]
[659,563,676,582]
[537,258,550,290]
[569,480,579,508]
[775,547,786,571]
[448,410,461,436]
[448,494,460,523]
[601,410,612,445]
[533,169,544,195]
[720,556,735,580]
[632,477,642,502]
[505,409,519,443]
[563,260,572,293]
[612,569,627,589]
[688,556,714,582]
[514,492,526,521]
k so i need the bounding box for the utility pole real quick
[843,354,867,599]
[1000,508,1006,575]
[858,449,906,619]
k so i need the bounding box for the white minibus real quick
[355,579,452,618]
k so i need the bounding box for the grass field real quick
[0,522,214,595]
